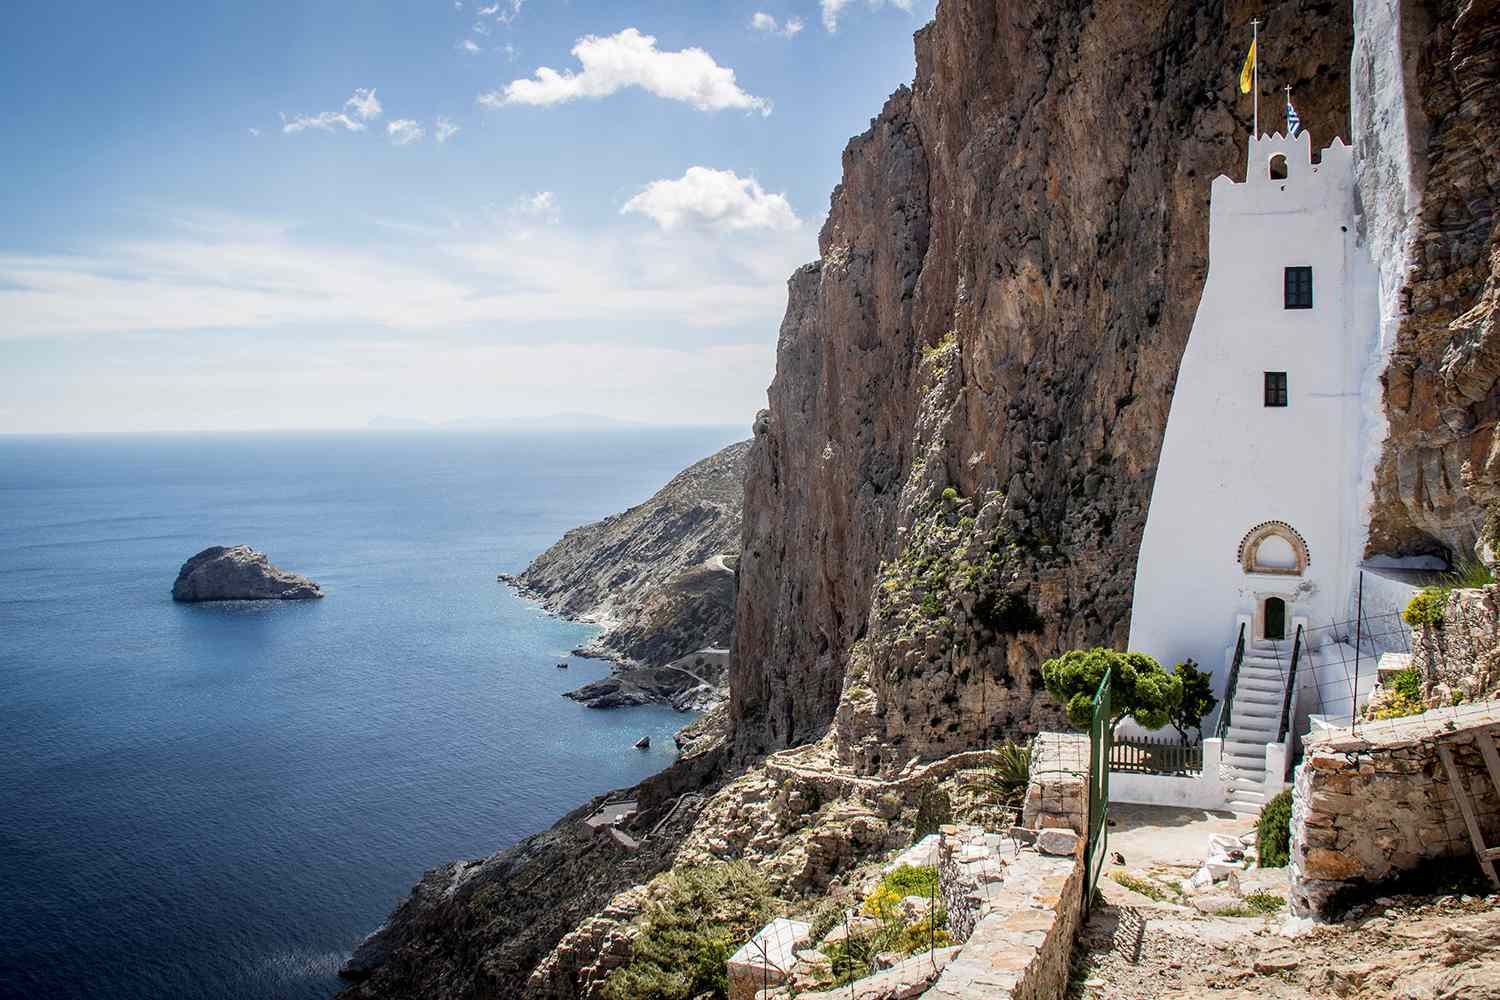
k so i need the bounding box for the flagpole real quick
[1251,18,1260,137]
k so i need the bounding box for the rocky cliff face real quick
[1355,0,1500,562]
[732,0,1356,762]
[338,0,1500,994]
[505,440,749,668]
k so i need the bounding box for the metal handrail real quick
[1215,622,1248,740]
[1277,623,1304,743]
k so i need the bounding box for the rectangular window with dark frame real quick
[1265,371,1288,407]
[1284,266,1313,309]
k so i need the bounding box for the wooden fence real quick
[1109,735,1202,775]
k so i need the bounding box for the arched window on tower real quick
[1238,521,1310,576]
[1269,153,1289,180]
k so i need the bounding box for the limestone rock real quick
[171,545,322,602]
[504,440,748,672]
[563,648,730,712]
[731,0,1356,762]
[1036,827,1081,857]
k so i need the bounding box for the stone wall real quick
[926,826,1085,1000]
[1289,700,1500,917]
[1019,732,1090,836]
[1413,585,1500,704]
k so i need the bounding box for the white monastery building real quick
[1124,129,1390,812]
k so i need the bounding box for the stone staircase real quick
[1221,639,1294,812]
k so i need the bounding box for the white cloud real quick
[0,210,811,341]
[821,0,912,32]
[248,127,261,137]
[750,12,804,37]
[480,28,770,115]
[622,167,800,232]
[435,117,461,143]
[513,190,558,221]
[281,110,364,133]
[387,119,425,145]
[472,21,491,35]
[281,88,382,134]
[476,1,522,20]
[459,38,481,54]
[346,88,383,121]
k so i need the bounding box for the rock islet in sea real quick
[171,545,324,602]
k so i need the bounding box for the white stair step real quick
[1237,674,1284,688]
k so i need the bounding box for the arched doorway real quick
[1264,597,1286,640]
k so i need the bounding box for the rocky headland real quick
[339,1,1500,997]
[500,439,748,708]
[563,648,729,712]
[171,545,323,602]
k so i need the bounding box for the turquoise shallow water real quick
[0,427,743,1000]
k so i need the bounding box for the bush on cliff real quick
[1403,587,1448,627]
[1368,666,1426,721]
[601,863,773,1000]
[1256,788,1293,868]
[1041,647,1182,733]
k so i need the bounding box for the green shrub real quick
[1111,872,1172,902]
[1449,555,1495,589]
[1403,587,1448,627]
[1041,647,1183,733]
[1168,659,1217,745]
[1256,789,1293,868]
[978,740,1032,811]
[824,867,951,984]
[1244,891,1285,914]
[862,865,939,919]
[1369,667,1426,721]
[601,863,773,1000]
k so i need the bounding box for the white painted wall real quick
[1129,131,1370,708]
[1350,0,1427,564]
[1109,738,1288,815]
[1109,738,1231,811]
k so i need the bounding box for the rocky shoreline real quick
[561,648,729,712]
[498,439,747,711]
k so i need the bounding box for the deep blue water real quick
[0,428,744,1000]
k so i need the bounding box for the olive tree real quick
[1040,647,1183,734]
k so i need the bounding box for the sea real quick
[0,427,746,1000]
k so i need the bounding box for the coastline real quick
[499,572,729,712]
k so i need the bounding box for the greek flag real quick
[1286,95,1302,137]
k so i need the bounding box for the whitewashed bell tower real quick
[1126,129,1379,807]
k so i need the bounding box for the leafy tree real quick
[1040,647,1182,733]
[1167,659,1218,745]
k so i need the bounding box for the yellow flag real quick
[1239,38,1257,94]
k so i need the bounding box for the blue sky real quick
[0,0,936,433]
